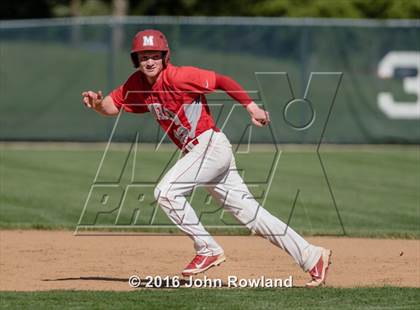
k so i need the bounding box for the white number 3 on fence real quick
[377,51,420,119]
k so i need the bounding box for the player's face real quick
[138,51,164,78]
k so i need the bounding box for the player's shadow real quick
[42,276,308,288]
[43,276,128,283]
[42,276,230,289]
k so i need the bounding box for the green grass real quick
[0,144,419,238]
[0,287,419,309]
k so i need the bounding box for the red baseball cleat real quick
[181,253,226,276]
[306,248,332,287]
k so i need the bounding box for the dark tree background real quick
[1,0,420,20]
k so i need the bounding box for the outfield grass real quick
[0,144,419,238]
[0,287,419,309]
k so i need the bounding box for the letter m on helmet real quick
[143,35,154,47]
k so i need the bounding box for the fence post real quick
[299,25,311,142]
[107,18,117,139]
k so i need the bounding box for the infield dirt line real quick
[0,230,419,291]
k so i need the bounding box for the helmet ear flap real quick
[131,53,139,68]
[162,51,170,67]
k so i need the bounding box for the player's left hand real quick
[246,102,270,127]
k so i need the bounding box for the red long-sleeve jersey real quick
[110,64,252,149]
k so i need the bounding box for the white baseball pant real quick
[154,129,322,271]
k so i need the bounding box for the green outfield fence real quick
[1,16,419,144]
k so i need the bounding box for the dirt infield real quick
[0,230,419,291]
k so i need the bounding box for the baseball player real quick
[82,29,332,287]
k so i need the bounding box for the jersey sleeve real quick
[109,74,149,114]
[173,66,217,94]
[214,73,253,107]
[109,85,126,110]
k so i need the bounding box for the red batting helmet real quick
[130,29,170,68]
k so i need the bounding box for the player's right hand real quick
[82,90,103,109]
